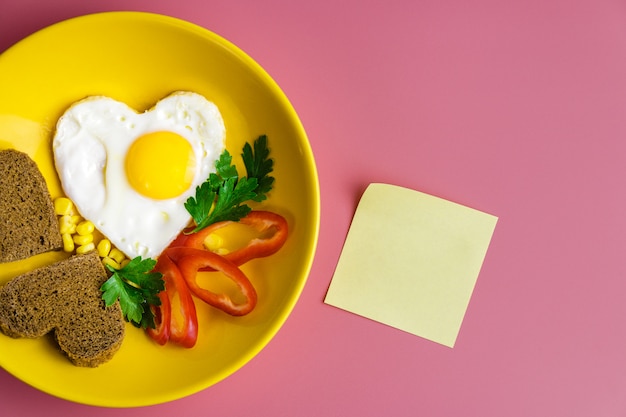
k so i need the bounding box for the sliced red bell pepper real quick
[146,288,170,345]
[224,210,288,266]
[147,253,198,348]
[167,247,258,316]
[170,211,288,270]
[148,210,286,346]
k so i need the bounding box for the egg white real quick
[53,91,226,259]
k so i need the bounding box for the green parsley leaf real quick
[210,176,257,222]
[184,136,275,233]
[100,256,164,329]
[186,176,257,233]
[242,135,275,202]
[185,180,216,227]
[214,150,239,182]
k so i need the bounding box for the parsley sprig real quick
[184,135,275,233]
[242,135,275,201]
[100,257,164,329]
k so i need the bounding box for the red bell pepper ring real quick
[147,253,199,348]
[146,288,170,346]
[172,210,288,269]
[225,210,288,265]
[167,247,258,316]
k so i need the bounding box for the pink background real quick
[2,1,626,416]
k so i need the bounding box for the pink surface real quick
[1,0,626,415]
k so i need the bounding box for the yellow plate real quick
[0,11,319,407]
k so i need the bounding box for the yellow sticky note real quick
[324,183,498,347]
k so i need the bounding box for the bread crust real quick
[0,251,125,367]
[0,149,63,263]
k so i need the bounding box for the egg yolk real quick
[125,131,196,200]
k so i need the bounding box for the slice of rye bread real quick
[0,149,63,263]
[0,251,125,367]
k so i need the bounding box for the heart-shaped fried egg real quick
[53,91,225,259]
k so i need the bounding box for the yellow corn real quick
[70,215,81,224]
[120,259,130,268]
[76,242,95,255]
[73,233,93,246]
[203,233,230,255]
[109,248,126,264]
[102,257,121,270]
[203,233,224,252]
[76,220,95,236]
[54,198,74,216]
[97,239,112,258]
[62,233,74,252]
[59,215,76,234]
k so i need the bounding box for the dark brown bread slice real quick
[0,251,125,367]
[0,149,63,263]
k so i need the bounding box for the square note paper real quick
[324,183,498,347]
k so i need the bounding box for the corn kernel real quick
[215,247,230,256]
[73,233,93,246]
[70,215,81,224]
[62,233,74,252]
[97,239,112,258]
[102,257,121,270]
[120,259,131,268]
[203,233,224,252]
[76,242,95,255]
[59,215,75,234]
[109,248,126,264]
[76,220,95,235]
[54,198,74,216]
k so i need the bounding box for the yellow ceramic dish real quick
[0,12,319,407]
